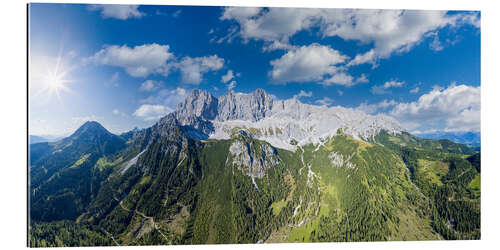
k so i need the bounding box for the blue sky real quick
[28,4,480,136]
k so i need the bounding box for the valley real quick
[28,89,480,246]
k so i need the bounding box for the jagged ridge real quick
[173,89,404,150]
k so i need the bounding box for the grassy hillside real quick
[29,128,480,245]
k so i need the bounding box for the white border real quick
[1,0,498,249]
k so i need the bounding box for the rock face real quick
[329,151,356,169]
[175,89,218,122]
[217,89,274,122]
[172,89,404,150]
[229,138,279,179]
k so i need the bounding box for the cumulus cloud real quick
[139,87,189,114]
[220,7,479,60]
[269,44,349,84]
[133,104,173,121]
[323,73,368,87]
[293,90,313,99]
[221,70,234,83]
[87,44,174,77]
[139,80,162,92]
[347,49,376,67]
[88,5,144,20]
[178,55,224,84]
[322,72,353,86]
[268,44,368,86]
[389,84,480,132]
[88,44,225,84]
[315,97,334,106]
[220,7,321,49]
[371,80,404,94]
[321,10,479,63]
[410,87,420,94]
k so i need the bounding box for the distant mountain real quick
[416,131,480,150]
[29,90,480,247]
[29,135,48,144]
[29,135,64,144]
[29,121,127,222]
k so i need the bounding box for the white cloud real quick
[429,33,444,51]
[320,10,479,62]
[371,80,404,94]
[356,99,397,114]
[178,55,224,84]
[384,80,404,88]
[347,49,376,67]
[88,5,144,20]
[293,90,313,99]
[140,87,189,112]
[268,44,369,86]
[112,109,127,117]
[315,97,334,106]
[323,73,368,87]
[139,80,161,92]
[221,70,238,90]
[220,7,262,22]
[337,90,344,96]
[227,80,236,91]
[220,7,321,49]
[220,7,479,60]
[269,44,348,84]
[389,84,480,132]
[371,86,388,95]
[356,74,369,84]
[134,87,189,122]
[88,44,174,77]
[221,70,234,83]
[262,41,297,52]
[322,72,353,86]
[88,44,226,84]
[410,87,420,94]
[133,104,173,121]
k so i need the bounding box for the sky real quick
[28,3,480,136]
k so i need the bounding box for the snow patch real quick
[120,149,146,174]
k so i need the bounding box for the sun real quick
[40,56,73,99]
[47,71,64,91]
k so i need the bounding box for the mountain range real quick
[28,89,480,247]
[29,135,64,144]
[416,131,480,150]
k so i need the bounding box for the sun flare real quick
[40,56,73,99]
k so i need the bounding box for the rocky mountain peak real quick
[175,89,218,122]
[70,121,111,139]
[168,88,403,151]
